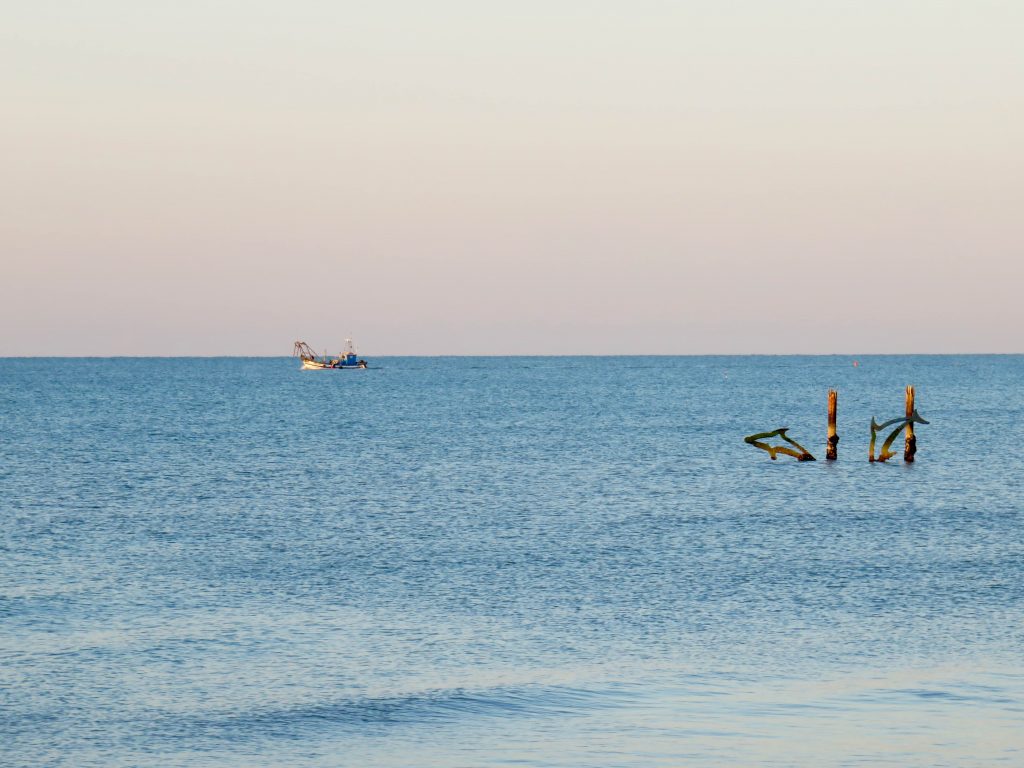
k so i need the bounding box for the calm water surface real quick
[2,356,1023,766]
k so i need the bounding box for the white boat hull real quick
[300,359,366,370]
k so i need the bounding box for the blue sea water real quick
[1,355,1023,767]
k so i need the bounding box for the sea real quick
[2,355,1022,767]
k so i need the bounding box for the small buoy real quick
[853,360,859,367]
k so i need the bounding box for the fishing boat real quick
[294,339,368,370]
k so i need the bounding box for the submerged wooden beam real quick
[904,385,917,462]
[826,389,839,461]
[745,428,816,461]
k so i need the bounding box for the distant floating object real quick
[294,339,368,370]
[853,360,860,367]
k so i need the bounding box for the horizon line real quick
[2,352,1022,359]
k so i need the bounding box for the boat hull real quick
[301,359,366,370]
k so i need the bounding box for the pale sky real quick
[2,0,1022,355]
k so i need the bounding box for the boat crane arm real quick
[293,341,319,360]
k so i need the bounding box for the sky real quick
[2,0,1022,355]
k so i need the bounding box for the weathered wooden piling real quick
[826,389,839,460]
[904,385,917,462]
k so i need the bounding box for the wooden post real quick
[904,385,917,462]
[826,389,839,460]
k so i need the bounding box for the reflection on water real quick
[1,356,1023,766]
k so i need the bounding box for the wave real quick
[147,682,637,743]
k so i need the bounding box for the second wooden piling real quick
[904,385,917,462]
[826,389,839,460]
